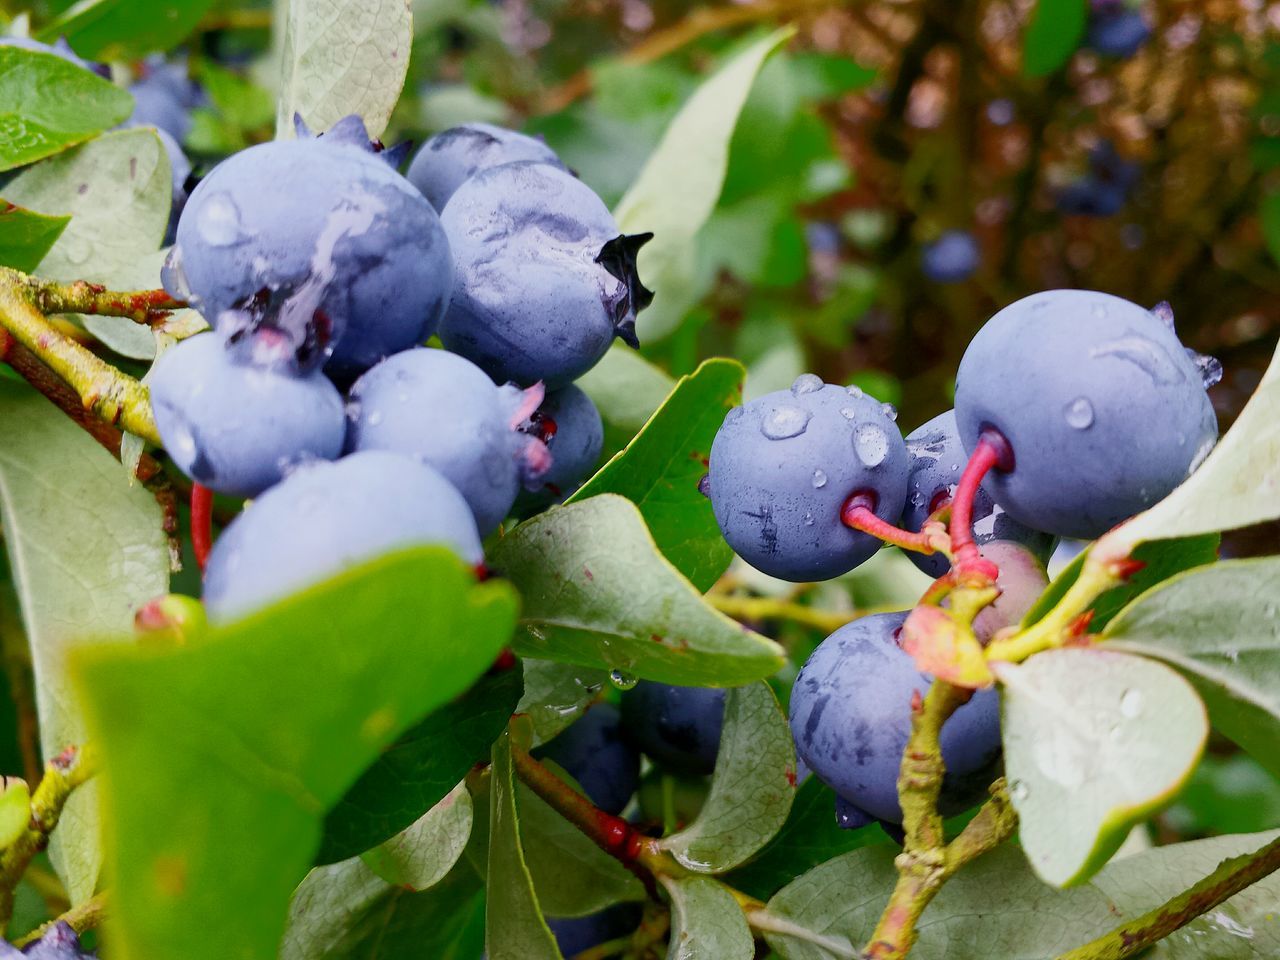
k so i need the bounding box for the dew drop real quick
[803,512,815,526]
[609,669,638,691]
[840,407,858,420]
[846,385,864,399]
[1151,300,1175,329]
[1119,688,1144,718]
[812,469,828,489]
[854,422,889,467]
[880,402,898,422]
[1063,396,1094,430]
[1009,780,1030,802]
[761,404,812,440]
[196,191,244,247]
[1185,348,1224,389]
[791,373,824,395]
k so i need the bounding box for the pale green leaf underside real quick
[361,782,473,891]
[662,874,755,960]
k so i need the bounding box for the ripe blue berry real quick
[619,682,725,777]
[533,703,640,815]
[1087,5,1151,58]
[921,230,980,284]
[163,115,452,377]
[127,56,203,142]
[901,409,1055,578]
[203,451,483,621]
[708,375,909,582]
[345,348,549,535]
[547,904,642,958]
[954,290,1219,539]
[438,161,652,388]
[514,384,604,513]
[789,612,1002,825]
[149,331,345,497]
[406,122,565,211]
[10,921,91,959]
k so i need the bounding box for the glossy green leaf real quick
[276,0,412,139]
[320,669,522,864]
[576,343,675,455]
[995,648,1207,887]
[492,495,785,686]
[516,658,607,747]
[570,358,742,592]
[662,875,754,960]
[360,782,472,891]
[74,548,517,960]
[0,378,169,903]
[1023,0,1087,77]
[1102,336,1280,553]
[36,0,216,60]
[0,47,133,172]
[0,200,69,272]
[658,682,796,873]
[518,779,645,917]
[1104,556,1280,779]
[3,129,171,360]
[282,855,484,960]
[614,28,793,341]
[486,732,562,960]
[723,777,882,901]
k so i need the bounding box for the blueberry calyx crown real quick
[595,232,655,350]
[293,112,414,169]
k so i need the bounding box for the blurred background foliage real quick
[4,0,1279,889]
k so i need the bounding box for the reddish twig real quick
[190,484,214,574]
[841,491,939,554]
[949,431,1010,579]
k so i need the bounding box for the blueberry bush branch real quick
[13,891,108,947]
[10,269,185,326]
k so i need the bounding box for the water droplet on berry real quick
[1151,301,1175,329]
[880,402,898,422]
[790,373,824,395]
[846,385,864,399]
[853,423,889,467]
[761,405,812,440]
[834,796,873,829]
[1185,348,1223,389]
[1009,780,1029,802]
[1119,688,1144,718]
[609,669,637,690]
[196,191,244,247]
[161,246,193,302]
[840,407,857,420]
[803,512,814,526]
[1063,396,1094,429]
[812,469,828,488]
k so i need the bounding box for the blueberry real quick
[708,375,910,582]
[901,410,1055,578]
[953,290,1219,539]
[149,331,345,497]
[1055,178,1127,217]
[619,682,725,777]
[533,703,640,815]
[406,122,566,211]
[438,161,652,388]
[203,451,483,621]
[547,904,642,957]
[163,115,452,377]
[921,230,980,283]
[127,56,203,142]
[344,348,549,535]
[16,922,90,959]
[1087,8,1151,58]
[513,384,604,514]
[789,612,1002,825]
[968,540,1050,642]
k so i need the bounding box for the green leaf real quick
[614,28,794,341]
[319,668,522,864]
[0,47,133,172]
[570,358,742,592]
[658,682,796,873]
[518,778,645,917]
[3,129,171,360]
[1104,556,1280,780]
[723,777,882,901]
[276,0,413,140]
[0,378,169,903]
[0,200,69,272]
[36,0,217,60]
[1023,0,1087,77]
[516,659,607,747]
[360,782,473,891]
[486,732,563,960]
[492,495,785,686]
[1102,337,1280,553]
[995,648,1208,887]
[282,855,485,960]
[576,344,675,455]
[74,548,518,960]
[661,875,755,960]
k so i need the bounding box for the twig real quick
[12,890,107,947]
[708,594,878,634]
[13,271,185,327]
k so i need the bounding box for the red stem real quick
[191,484,213,574]
[841,491,937,554]
[950,432,1008,579]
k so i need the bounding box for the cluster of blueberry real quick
[707,288,1221,831]
[149,118,649,620]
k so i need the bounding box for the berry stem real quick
[949,434,1004,577]
[12,891,107,948]
[191,484,214,574]
[22,273,186,326]
[841,492,941,555]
